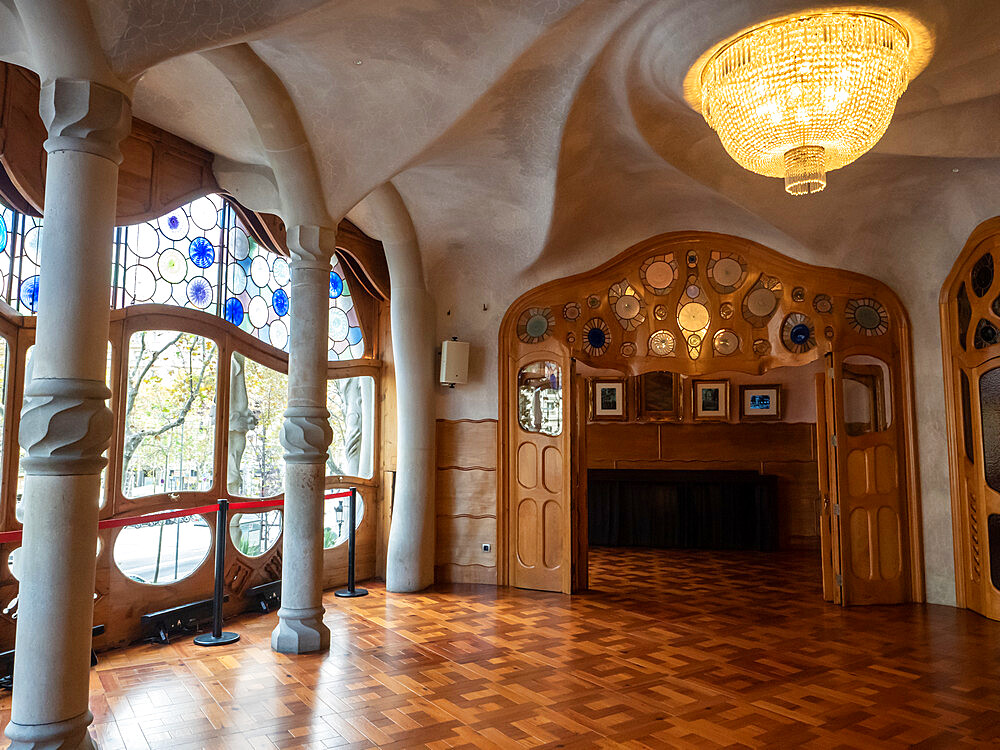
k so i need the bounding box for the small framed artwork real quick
[638,371,681,420]
[591,378,625,420]
[693,379,729,421]
[740,384,781,421]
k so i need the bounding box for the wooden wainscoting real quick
[436,419,498,584]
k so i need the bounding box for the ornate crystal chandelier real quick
[699,12,912,195]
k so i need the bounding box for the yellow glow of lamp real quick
[697,11,913,195]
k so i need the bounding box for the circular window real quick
[229,510,282,558]
[113,513,212,585]
[323,491,365,549]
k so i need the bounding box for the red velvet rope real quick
[0,488,355,544]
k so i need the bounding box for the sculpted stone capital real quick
[280,405,333,464]
[40,79,131,164]
[19,378,112,476]
[286,225,337,270]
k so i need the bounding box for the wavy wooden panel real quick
[436,516,496,567]
[437,419,497,469]
[434,563,497,585]
[436,468,496,518]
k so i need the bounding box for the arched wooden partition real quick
[941,217,1000,620]
[500,232,923,603]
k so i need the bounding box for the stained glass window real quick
[0,194,367,362]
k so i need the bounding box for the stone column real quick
[272,225,334,654]
[5,79,130,750]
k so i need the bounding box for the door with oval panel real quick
[824,350,909,604]
[509,354,570,592]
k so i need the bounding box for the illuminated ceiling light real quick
[696,11,913,195]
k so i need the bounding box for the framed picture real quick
[638,371,681,420]
[693,380,729,421]
[740,384,782,421]
[591,378,625,420]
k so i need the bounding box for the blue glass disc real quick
[272,288,289,317]
[347,326,363,345]
[587,326,606,349]
[329,272,343,299]
[789,323,811,345]
[225,297,244,326]
[188,237,215,269]
[19,275,39,312]
[186,276,212,309]
[168,215,180,230]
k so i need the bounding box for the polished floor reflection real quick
[2,547,998,748]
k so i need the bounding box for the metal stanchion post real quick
[194,499,241,645]
[336,487,368,598]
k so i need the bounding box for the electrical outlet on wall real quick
[482,543,491,552]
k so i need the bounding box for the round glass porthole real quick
[229,510,282,558]
[113,513,212,585]
[323,492,365,549]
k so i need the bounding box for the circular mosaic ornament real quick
[330,272,344,299]
[157,248,186,283]
[566,332,576,344]
[781,312,816,354]
[271,256,290,286]
[582,318,611,356]
[813,294,833,314]
[190,197,219,231]
[719,302,734,320]
[188,237,215,269]
[639,254,677,295]
[186,276,213,309]
[791,286,806,302]
[563,302,581,321]
[678,302,710,331]
[329,307,350,340]
[268,320,289,350]
[250,255,271,287]
[753,339,771,357]
[685,283,701,299]
[19,275,39,311]
[620,341,637,358]
[654,304,669,321]
[648,330,676,357]
[227,263,248,295]
[707,253,747,294]
[229,227,250,260]
[224,297,245,326]
[272,288,290,317]
[608,280,645,331]
[685,250,698,267]
[713,329,740,356]
[587,295,601,309]
[824,325,835,340]
[517,307,555,344]
[687,333,702,348]
[158,209,189,241]
[123,264,155,302]
[845,298,889,336]
[742,274,783,327]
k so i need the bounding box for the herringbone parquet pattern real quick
[2,548,1000,748]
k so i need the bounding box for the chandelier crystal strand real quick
[700,12,911,195]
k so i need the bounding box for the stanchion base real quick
[335,587,369,598]
[193,631,240,647]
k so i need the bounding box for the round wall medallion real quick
[707,253,747,293]
[813,294,833,314]
[567,332,576,344]
[609,279,646,331]
[742,274,783,327]
[639,254,678,295]
[685,284,701,299]
[620,341,637,357]
[648,330,676,357]
[678,302,710,331]
[713,329,740,356]
[781,312,816,354]
[563,301,581,321]
[746,288,777,317]
[582,318,611,356]
[587,294,601,309]
[753,339,771,356]
[687,333,702,347]
[824,325,835,340]
[654,304,669,321]
[845,297,889,336]
[792,286,806,302]
[517,307,555,344]
[720,302,734,319]
[686,250,698,267]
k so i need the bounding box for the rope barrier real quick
[0,488,355,544]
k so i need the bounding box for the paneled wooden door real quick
[821,350,910,605]
[508,351,572,593]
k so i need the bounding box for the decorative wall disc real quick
[719,301,734,319]
[648,329,676,357]
[685,250,698,267]
[563,301,581,321]
[791,286,806,302]
[587,294,601,309]
[974,318,999,349]
[678,302,710,331]
[971,253,994,298]
[654,304,669,321]
[742,274,782,327]
[608,279,646,331]
[713,329,740,356]
[639,254,678,295]
[845,297,889,336]
[582,318,611,356]
[707,252,747,293]
[781,312,816,353]
[567,332,576,344]
[813,294,833,314]
[517,307,555,344]
[620,341,637,357]
[824,325,835,340]
[753,339,771,356]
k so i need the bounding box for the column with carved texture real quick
[4,80,130,750]
[271,225,334,653]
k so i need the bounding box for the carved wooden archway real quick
[940,216,1000,620]
[500,231,923,603]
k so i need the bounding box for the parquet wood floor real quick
[2,547,1000,748]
